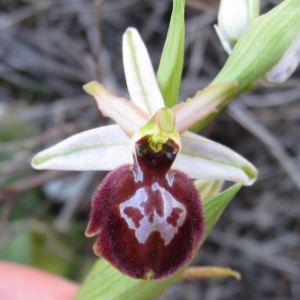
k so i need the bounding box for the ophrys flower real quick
[32,28,257,280]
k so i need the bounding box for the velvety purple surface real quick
[86,136,205,279]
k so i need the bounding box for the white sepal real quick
[31,125,132,171]
[174,131,257,186]
[123,27,165,116]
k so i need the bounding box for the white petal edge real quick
[31,125,132,171]
[123,27,165,116]
[174,131,257,185]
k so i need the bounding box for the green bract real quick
[192,0,300,132]
[215,0,300,89]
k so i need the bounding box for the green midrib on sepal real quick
[127,30,153,115]
[32,142,128,167]
[180,148,257,184]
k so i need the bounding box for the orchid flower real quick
[32,28,257,280]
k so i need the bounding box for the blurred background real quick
[0,0,299,299]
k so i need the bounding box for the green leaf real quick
[156,0,185,108]
[74,182,242,300]
[202,182,242,242]
[74,259,184,300]
[192,0,300,132]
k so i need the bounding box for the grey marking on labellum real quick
[119,184,186,245]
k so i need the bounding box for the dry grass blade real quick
[228,102,300,190]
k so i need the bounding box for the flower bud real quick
[214,0,259,54]
[264,31,300,84]
[212,0,300,93]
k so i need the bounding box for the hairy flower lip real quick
[85,131,205,280]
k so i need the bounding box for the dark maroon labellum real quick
[86,136,205,280]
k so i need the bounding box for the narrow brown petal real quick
[173,81,238,133]
[83,81,149,137]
